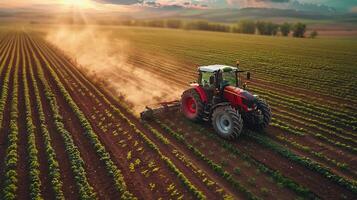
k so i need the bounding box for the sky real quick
[0,0,356,12]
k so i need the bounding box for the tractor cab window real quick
[221,70,237,87]
[201,72,215,88]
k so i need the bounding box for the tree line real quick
[120,19,317,38]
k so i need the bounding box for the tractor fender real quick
[209,102,231,118]
[193,85,208,103]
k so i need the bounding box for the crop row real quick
[0,35,15,130]
[28,35,97,199]
[128,46,354,105]
[159,118,317,199]
[23,35,65,200]
[246,131,357,194]
[36,36,208,199]
[250,81,356,118]
[272,108,356,142]
[49,48,186,197]
[275,135,350,172]
[45,32,314,198]
[32,36,137,199]
[142,123,234,198]
[251,87,355,131]
[128,55,356,131]
[136,50,357,117]
[146,122,261,200]
[271,119,352,172]
[272,113,357,153]
[1,34,19,200]
[21,34,42,199]
[262,104,357,153]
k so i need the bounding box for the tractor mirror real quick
[247,72,251,80]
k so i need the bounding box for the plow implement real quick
[140,100,181,120]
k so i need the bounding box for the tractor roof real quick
[198,65,238,73]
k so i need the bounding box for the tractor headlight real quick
[242,98,255,110]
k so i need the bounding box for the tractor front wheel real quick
[181,89,204,121]
[245,98,272,131]
[212,106,243,140]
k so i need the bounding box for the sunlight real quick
[61,0,95,9]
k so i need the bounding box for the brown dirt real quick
[16,35,31,200]
[25,63,56,200]
[1,31,354,200]
[32,35,197,199]
[0,35,17,190]
[163,114,300,200]
[28,35,123,199]
[48,33,356,199]
[266,125,357,181]
[26,36,80,199]
[171,112,356,199]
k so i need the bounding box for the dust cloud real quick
[46,26,182,113]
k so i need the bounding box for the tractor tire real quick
[212,106,243,140]
[244,98,272,131]
[181,89,205,122]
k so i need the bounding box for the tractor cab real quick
[197,62,250,102]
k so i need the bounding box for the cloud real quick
[226,0,291,8]
[95,0,143,5]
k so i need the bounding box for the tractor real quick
[140,61,272,139]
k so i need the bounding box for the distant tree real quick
[184,21,209,30]
[267,22,279,36]
[280,22,291,36]
[146,20,165,28]
[166,19,182,29]
[293,22,306,38]
[310,30,318,38]
[256,21,267,35]
[256,21,279,36]
[232,25,241,33]
[239,20,256,34]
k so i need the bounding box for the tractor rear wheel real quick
[245,98,272,131]
[181,89,204,121]
[212,106,243,140]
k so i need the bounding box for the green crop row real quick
[252,83,356,120]
[24,35,65,200]
[251,81,356,117]
[275,135,350,172]
[273,108,357,141]
[143,123,235,198]
[1,34,19,200]
[31,35,137,200]
[271,114,357,154]
[0,35,15,130]
[21,34,43,200]
[148,121,261,200]
[274,112,357,147]
[160,119,317,199]
[252,87,355,130]
[28,35,97,200]
[41,40,206,199]
[247,132,357,194]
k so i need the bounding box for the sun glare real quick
[61,0,95,9]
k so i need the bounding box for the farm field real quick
[0,26,356,200]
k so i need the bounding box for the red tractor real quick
[141,61,272,139]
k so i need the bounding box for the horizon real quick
[1,0,356,13]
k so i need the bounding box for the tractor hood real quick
[223,86,257,111]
